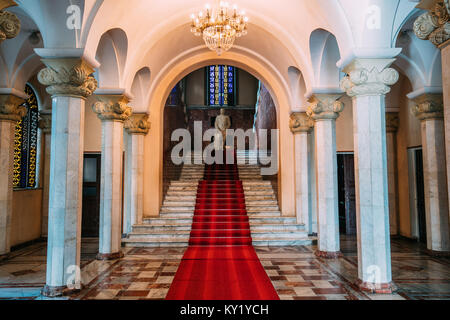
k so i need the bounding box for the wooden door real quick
[415,149,427,244]
[82,154,101,238]
[338,154,356,235]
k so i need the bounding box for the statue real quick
[214,108,231,150]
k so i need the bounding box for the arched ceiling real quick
[3,0,421,111]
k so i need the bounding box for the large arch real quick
[143,49,297,219]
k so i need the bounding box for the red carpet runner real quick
[166,152,279,300]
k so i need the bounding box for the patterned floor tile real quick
[0,237,449,300]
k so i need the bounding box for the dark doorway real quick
[414,149,427,244]
[338,154,356,235]
[82,154,101,238]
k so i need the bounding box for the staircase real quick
[123,151,314,247]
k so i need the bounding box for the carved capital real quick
[0,94,26,121]
[125,113,151,135]
[37,58,98,98]
[386,112,400,132]
[414,0,450,48]
[411,93,444,120]
[0,8,20,43]
[38,110,52,134]
[92,95,132,122]
[306,94,344,121]
[341,59,399,97]
[289,112,314,133]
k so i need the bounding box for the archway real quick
[143,50,296,220]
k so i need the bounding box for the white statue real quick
[214,108,231,150]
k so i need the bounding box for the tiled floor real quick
[0,237,449,300]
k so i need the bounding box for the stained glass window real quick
[13,84,39,189]
[167,83,180,106]
[207,65,236,106]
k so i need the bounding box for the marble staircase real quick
[123,151,314,247]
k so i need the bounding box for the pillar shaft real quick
[315,119,340,254]
[413,0,450,251]
[353,95,392,284]
[412,94,450,253]
[123,114,150,234]
[0,94,26,257]
[45,96,85,289]
[37,57,97,297]
[307,94,344,258]
[0,121,15,256]
[442,46,450,217]
[123,134,144,233]
[92,93,131,260]
[341,58,399,293]
[294,132,310,227]
[98,120,125,256]
[290,113,314,232]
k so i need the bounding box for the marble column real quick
[0,94,26,258]
[386,113,399,235]
[341,58,399,293]
[411,94,450,253]
[37,57,97,297]
[0,1,21,45]
[307,94,344,258]
[289,112,314,233]
[123,114,150,235]
[0,1,22,258]
[92,93,132,260]
[38,110,52,238]
[413,0,450,235]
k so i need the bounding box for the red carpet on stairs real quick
[166,151,280,300]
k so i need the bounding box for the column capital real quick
[0,1,20,43]
[306,94,344,121]
[38,110,52,134]
[412,93,444,120]
[340,58,399,97]
[37,58,98,98]
[289,112,313,133]
[0,94,26,122]
[386,112,400,132]
[92,94,132,122]
[124,113,151,135]
[414,0,450,48]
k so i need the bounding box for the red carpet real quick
[166,151,279,300]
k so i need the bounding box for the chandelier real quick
[190,1,249,56]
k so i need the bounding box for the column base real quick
[96,251,124,261]
[356,280,396,294]
[41,284,83,298]
[425,249,450,257]
[314,250,343,259]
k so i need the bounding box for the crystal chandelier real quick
[190,1,249,56]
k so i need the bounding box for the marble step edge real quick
[164,196,277,201]
[132,224,305,232]
[162,202,279,206]
[122,237,315,247]
[143,217,298,224]
[159,210,281,215]
[126,233,310,241]
[162,200,278,205]
[166,191,275,196]
[160,206,280,211]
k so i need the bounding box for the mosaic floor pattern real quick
[0,237,449,300]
